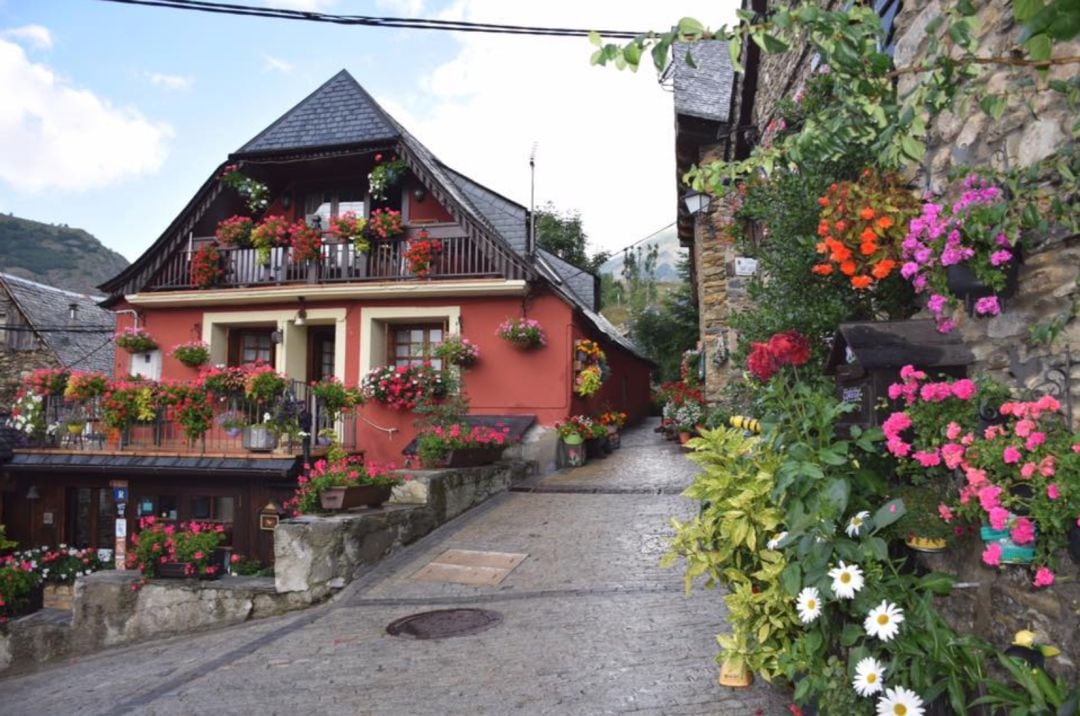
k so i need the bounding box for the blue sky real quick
[0,0,735,264]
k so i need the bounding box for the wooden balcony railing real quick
[148,235,525,291]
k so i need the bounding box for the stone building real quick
[675,0,1078,415]
[0,273,115,407]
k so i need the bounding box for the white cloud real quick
[263,54,294,73]
[143,71,194,90]
[0,38,172,192]
[376,0,425,15]
[262,0,337,10]
[384,1,737,255]
[1,24,53,50]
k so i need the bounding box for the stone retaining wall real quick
[0,461,528,675]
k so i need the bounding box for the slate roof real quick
[440,165,528,254]
[6,453,300,478]
[0,273,115,376]
[671,41,734,123]
[236,71,399,155]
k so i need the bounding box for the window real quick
[228,328,275,366]
[305,187,366,230]
[191,496,235,523]
[387,323,445,369]
[136,495,178,521]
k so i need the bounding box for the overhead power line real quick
[96,0,650,38]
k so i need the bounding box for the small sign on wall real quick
[734,257,759,276]
[259,514,280,531]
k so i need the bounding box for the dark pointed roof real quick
[235,70,399,155]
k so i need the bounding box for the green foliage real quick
[0,524,15,552]
[0,214,129,295]
[534,201,609,273]
[624,254,699,382]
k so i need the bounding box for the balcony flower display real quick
[166,384,215,445]
[310,376,364,426]
[102,381,158,430]
[214,215,254,247]
[170,340,211,368]
[404,230,443,279]
[287,450,407,514]
[129,517,227,579]
[900,175,1020,332]
[63,371,109,401]
[25,368,69,397]
[362,363,446,411]
[415,422,512,468]
[434,334,480,368]
[497,317,546,350]
[368,208,404,239]
[200,364,249,400]
[244,364,288,405]
[220,164,269,214]
[290,221,323,263]
[811,170,919,290]
[367,153,407,201]
[10,389,45,437]
[114,326,158,354]
[190,242,224,288]
[329,211,370,254]
[250,215,291,266]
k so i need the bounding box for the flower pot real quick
[343,484,393,509]
[1068,522,1080,565]
[224,427,243,438]
[242,425,277,452]
[43,583,75,611]
[561,436,585,468]
[156,562,221,580]
[946,259,1019,302]
[444,446,503,468]
[678,431,692,445]
[905,535,947,553]
[718,658,752,688]
[585,437,606,459]
[320,486,347,511]
[607,427,621,450]
[66,422,85,436]
[980,524,1036,564]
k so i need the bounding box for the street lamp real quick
[683,189,712,216]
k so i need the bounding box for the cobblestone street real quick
[0,420,791,715]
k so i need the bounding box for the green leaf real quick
[1048,8,1080,40]
[840,623,862,647]
[727,35,743,74]
[624,42,642,69]
[864,537,889,562]
[762,33,789,53]
[780,562,802,597]
[947,19,972,47]
[871,498,906,530]
[677,17,705,37]
[824,479,850,513]
[918,573,956,595]
[1014,0,1045,23]
[957,0,977,16]
[587,30,602,47]
[980,94,1007,120]
[900,135,926,161]
[1025,33,1053,62]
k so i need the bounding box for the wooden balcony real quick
[148,235,525,291]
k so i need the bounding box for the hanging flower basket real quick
[496,317,546,350]
[114,327,157,354]
[171,340,211,368]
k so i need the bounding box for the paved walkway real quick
[0,419,791,715]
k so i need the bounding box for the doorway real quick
[307,327,336,382]
[67,488,115,550]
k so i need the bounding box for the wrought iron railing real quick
[148,235,524,291]
[9,380,357,457]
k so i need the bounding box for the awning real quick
[4,453,301,479]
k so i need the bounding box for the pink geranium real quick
[1002,446,1022,464]
[982,543,1002,567]
[1047,483,1060,500]
[1033,567,1055,588]
[938,504,954,522]
[1010,517,1035,545]
[978,485,1002,511]
[988,507,1010,531]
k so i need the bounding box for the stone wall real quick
[892,0,1080,425]
[0,347,58,409]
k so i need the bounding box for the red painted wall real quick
[111,287,653,465]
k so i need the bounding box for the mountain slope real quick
[598,225,684,282]
[0,214,129,295]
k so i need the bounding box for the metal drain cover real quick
[386,608,502,640]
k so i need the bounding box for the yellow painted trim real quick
[201,307,347,379]
[360,305,461,375]
[126,279,527,307]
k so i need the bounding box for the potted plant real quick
[289,220,323,264]
[129,517,228,579]
[555,417,592,467]
[403,230,443,278]
[190,241,224,288]
[573,339,609,397]
[114,326,158,354]
[170,340,211,369]
[329,211,370,255]
[496,317,547,350]
[310,376,363,445]
[288,449,408,513]
[243,414,279,452]
[38,546,107,610]
[598,410,627,449]
[415,422,512,468]
[63,371,109,402]
[219,164,269,214]
[101,381,158,432]
[900,174,1021,332]
[362,363,445,411]
[216,410,246,438]
[214,214,254,247]
[26,368,70,397]
[172,386,215,447]
[200,364,248,401]
[433,335,480,368]
[367,208,405,240]
[367,153,407,201]
[0,559,41,621]
[250,215,291,267]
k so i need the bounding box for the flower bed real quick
[129,517,227,580]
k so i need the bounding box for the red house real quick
[2,71,652,563]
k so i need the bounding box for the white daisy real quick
[875,685,924,716]
[796,587,822,624]
[766,531,788,550]
[864,600,905,642]
[852,656,886,697]
[828,561,865,599]
[846,510,871,538]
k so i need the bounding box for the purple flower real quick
[974,296,1000,316]
[914,247,932,264]
[936,318,956,333]
[940,247,964,266]
[927,294,947,315]
[995,233,1011,247]
[990,250,1012,266]
[913,275,928,292]
[900,261,920,279]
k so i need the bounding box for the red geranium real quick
[767,330,811,367]
[747,342,779,382]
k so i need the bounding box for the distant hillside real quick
[598,225,685,282]
[0,214,129,295]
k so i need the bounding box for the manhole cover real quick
[386,609,502,640]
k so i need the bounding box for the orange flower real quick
[817,221,831,237]
[859,227,877,243]
[830,243,853,263]
[872,259,897,279]
[860,242,878,256]
[840,260,857,276]
[859,207,875,220]
[851,275,873,290]
[834,220,847,233]
[816,241,829,254]
[876,216,894,230]
[818,197,829,207]
[812,263,834,276]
